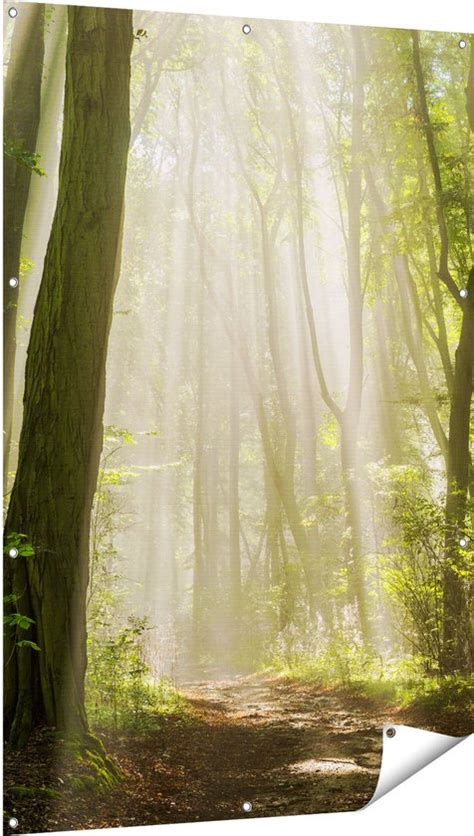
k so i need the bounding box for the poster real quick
[3,2,473,832]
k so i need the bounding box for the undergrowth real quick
[86,673,192,734]
[268,646,474,716]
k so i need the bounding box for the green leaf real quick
[17,640,41,652]
[3,613,35,630]
[4,138,46,176]
[3,532,35,557]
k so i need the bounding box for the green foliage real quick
[270,644,473,715]
[319,411,339,449]
[3,609,41,651]
[87,616,189,732]
[269,632,385,686]
[4,137,46,176]
[4,613,35,630]
[369,462,474,670]
[399,674,474,714]
[383,494,446,668]
[103,424,136,447]
[86,431,190,733]
[3,534,41,652]
[16,639,42,651]
[4,532,35,557]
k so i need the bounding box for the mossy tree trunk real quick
[3,4,45,492]
[4,7,133,748]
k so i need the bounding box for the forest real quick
[3,3,474,831]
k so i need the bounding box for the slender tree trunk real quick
[229,324,242,638]
[3,4,45,492]
[293,239,328,625]
[340,416,370,643]
[373,299,402,461]
[8,7,69,487]
[417,163,454,395]
[258,207,316,616]
[443,267,474,672]
[192,271,206,657]
[282,98,326,625]
[264,464,284,631]
[340,29,370,642]
[4,7,133,747]
[202,425,219,658]
[466,36,474,132]
[395,254,449,463]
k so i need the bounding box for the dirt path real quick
[175,675,383,817]
[23,675,385,832]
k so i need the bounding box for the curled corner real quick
[366,723,467,806]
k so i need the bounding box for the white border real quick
[4,0,474,33]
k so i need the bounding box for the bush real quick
[86,616,189,732]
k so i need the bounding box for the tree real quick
[3,4,45,491]
[228,279,242,639]
[412,31,473,673]
[4,6,133,747]
[290,28,372,644]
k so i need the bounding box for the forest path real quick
[175,675,383,817]
[6,676,387,832]
[91,674,384,827]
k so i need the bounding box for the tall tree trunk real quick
[192,270,207,658]
[204,425,219,600]
[340,28,369,642]
[443,267,474,671]
[264,464,285,631]
[258,207,316,616]
[373,299,402,462]
[4,7,133,747]
[466,35,474,134]
[293,239,328,626]
[3,4,45,492]
[185,103,212,660]
[229,318,242,640]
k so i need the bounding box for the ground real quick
[3,675,472,833]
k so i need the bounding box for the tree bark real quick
[3,4,45,492]
[4,7,133,747]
